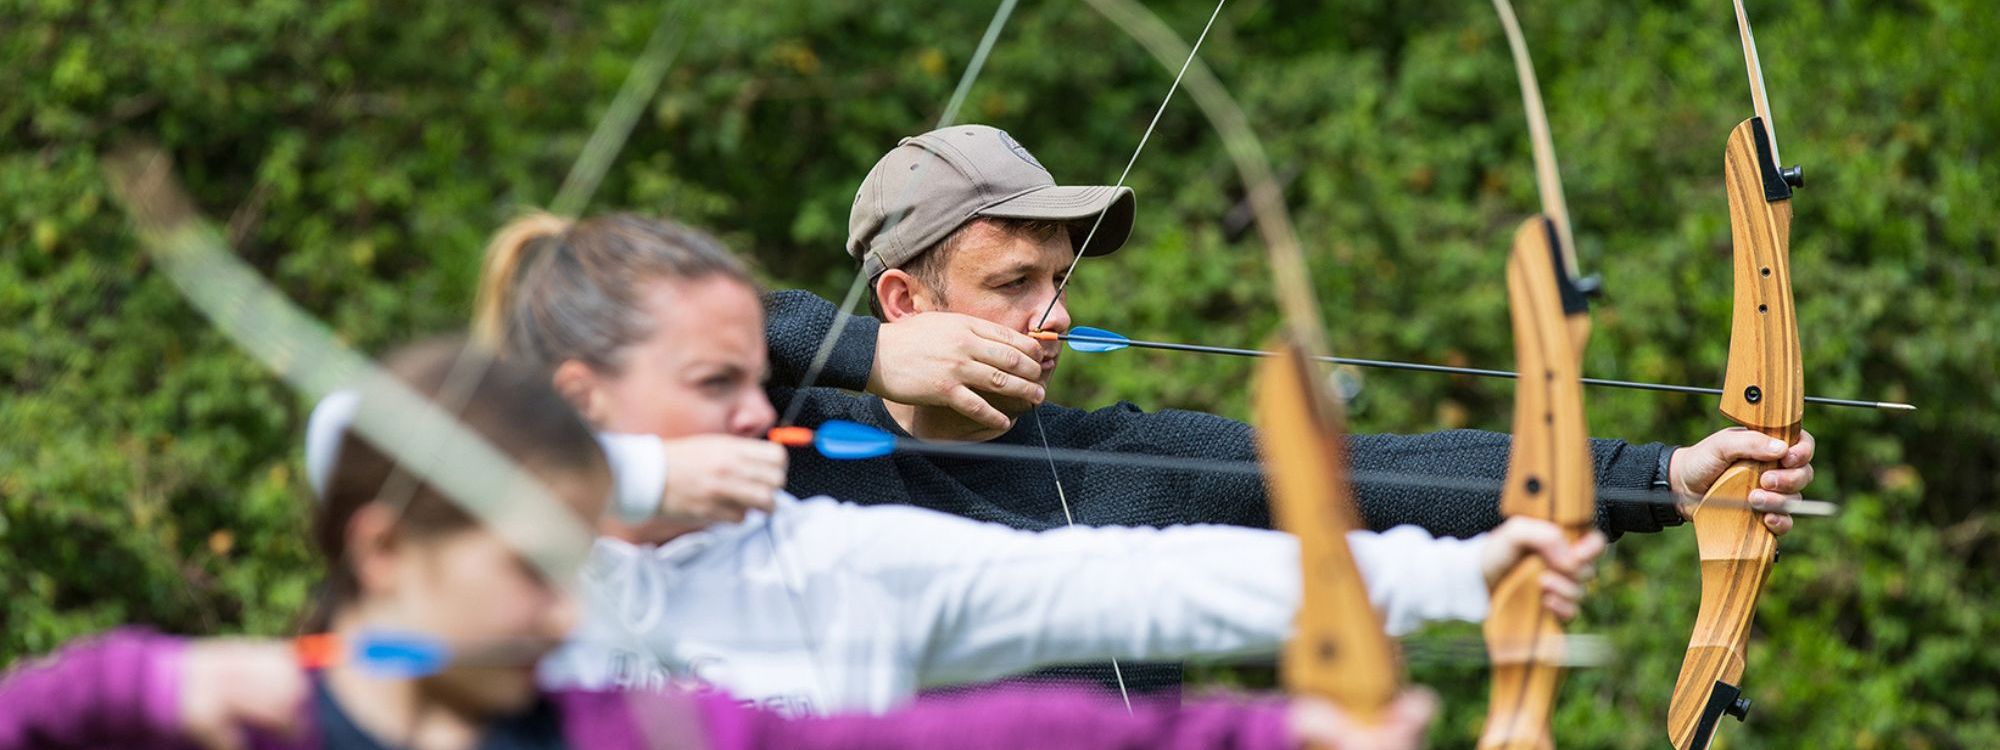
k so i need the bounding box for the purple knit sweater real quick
[0,630,1293,749]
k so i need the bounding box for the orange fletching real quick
[294,633,344,669]
[767,426,814,447]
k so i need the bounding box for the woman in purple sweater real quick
[0,339,1434,750]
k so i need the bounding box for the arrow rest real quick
[1752,117,1796,202]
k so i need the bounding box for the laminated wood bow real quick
[1666,2,1807,748]
[1078,0,1408,725]
[1475,1,1599,747]
[1255,337,1403,727]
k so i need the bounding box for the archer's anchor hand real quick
[655,435,784,525]
[869,312,1045,431]
[1669,428,1817,536]
[1480,518,1608,622]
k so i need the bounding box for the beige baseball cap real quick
[847,125,1136,278]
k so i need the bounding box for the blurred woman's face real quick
[363,473,602,714]
[586,276,776,440]
[402,528,572,712]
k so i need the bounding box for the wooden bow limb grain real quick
[1256,342,1402,731]
[1476,218,1596,750]
[1666,113,1802,750]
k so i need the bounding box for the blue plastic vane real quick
[353,631,451,678]
[814,420,897,460]
[1065,326,1131,353]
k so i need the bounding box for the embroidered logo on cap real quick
[997,130,1046,172]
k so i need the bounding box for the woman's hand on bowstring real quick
[657,435,785,524]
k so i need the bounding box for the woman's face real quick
[402,529,570,712]
[586,276,776,440]
[359,474,602,714]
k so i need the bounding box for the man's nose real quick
[1035,292,1072,334]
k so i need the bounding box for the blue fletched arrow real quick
[1065,326,1131,353]
[353,630,451,678]
[814,420,897,460]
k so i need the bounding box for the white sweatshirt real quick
[300,403,1493,715]
[538,492,1489,716]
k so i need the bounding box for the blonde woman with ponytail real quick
[452,211,1593,731]
[474,213,784,528]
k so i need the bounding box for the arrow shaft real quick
[1058,333,1909,411]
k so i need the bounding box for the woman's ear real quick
[874,269,925,322]
[345,503,404,598]
[551,360,607,424]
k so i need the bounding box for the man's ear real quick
[551,359,609,424]
[346,502,404,598]
[873,269,928,322]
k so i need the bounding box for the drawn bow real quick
[1474,1,1599,748]
[1667,2,1807,748]
[1067,0,1410,726]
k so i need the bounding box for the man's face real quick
[922,222,1074,383]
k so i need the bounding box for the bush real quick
[3,1,1992,746]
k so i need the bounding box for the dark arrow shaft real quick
[1059,333,1911,411]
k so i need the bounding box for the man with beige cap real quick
[758,124,1816,694]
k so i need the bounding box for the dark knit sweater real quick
[762,289,1682,694]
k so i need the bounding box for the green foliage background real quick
[3,0,1994,746]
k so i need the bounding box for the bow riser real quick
[1497,218,1595,527]
[1717,117,1804,434]
[1667,116,1803,750]
[1255,341,1401,727]
[1478,217,1596,750]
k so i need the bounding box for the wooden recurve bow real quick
[1246,57,1402,735]
[1088,0,1406,728]
[1666,2,1807,748]
[1476,1,1600,748]
[1256,338,1403,729]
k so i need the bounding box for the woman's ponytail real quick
[474,211,754,377]
[473,212,572,349]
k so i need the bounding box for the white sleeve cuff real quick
[1348,526,1491,635]
[597,433,667,525]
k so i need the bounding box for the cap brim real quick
[975,185,1135,257]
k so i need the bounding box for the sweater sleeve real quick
[1086,405,1677,540]
[697,688,1292,750]
[1346,430,1680,540]
[765,289,879,392]
[0,629,192,749]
